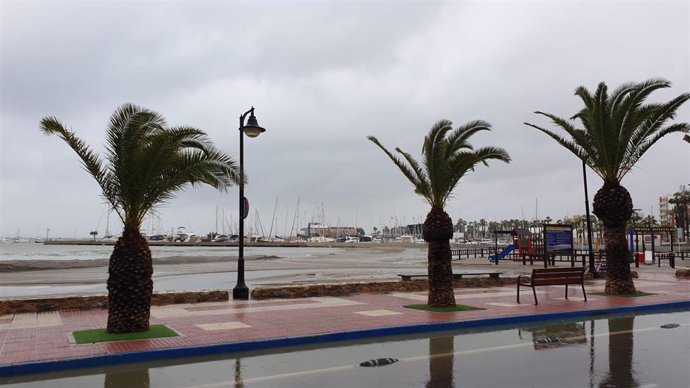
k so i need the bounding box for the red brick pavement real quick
[0,276,688,369]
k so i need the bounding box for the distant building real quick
[297,223,364,238]
[659,195,673,226]
[660,194,690,243]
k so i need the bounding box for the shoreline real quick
[0,254,284,273]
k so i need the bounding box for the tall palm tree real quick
[525,78,689,294]
[669,186,690,240]
[369,120,510,306]
[41,103,241,333]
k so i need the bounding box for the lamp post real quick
[233,107,266,300]
[582,159,597,277]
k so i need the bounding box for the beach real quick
[3,241,684,299]
[0,242,434,298]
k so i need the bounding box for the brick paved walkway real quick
[0,274,688,376]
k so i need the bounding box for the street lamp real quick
[233,107,266,300]
[582,159,597,277]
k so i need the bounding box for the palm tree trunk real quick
[107,227,153,333]
[423,207,456,307]
[593,182,636,294]
[601,223,636,293]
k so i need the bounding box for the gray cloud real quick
[1,0,688,238]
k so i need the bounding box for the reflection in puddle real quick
[427,336,455,388]
[600,316,636,388]
[1,310,688,388]
[104,368,150,388]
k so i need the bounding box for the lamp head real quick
[242,111,266,138]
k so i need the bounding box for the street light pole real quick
[233,107,266,300]
[582,159,597,277]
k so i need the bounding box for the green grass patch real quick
[404,304,485,313]
[73,324,178,344]
[592,291,655,298]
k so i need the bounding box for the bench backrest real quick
[531,267,584,286]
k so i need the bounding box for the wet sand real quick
[0,245,433,297]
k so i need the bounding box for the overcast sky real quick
[1,0,689,238]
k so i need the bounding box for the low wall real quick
[5,271,640,313]
[0,290,228,315]
[251,277,518,300]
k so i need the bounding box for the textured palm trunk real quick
[423,207,456,307]
[593,182,636,294]
[106,227,153,333]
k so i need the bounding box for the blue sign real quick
[544,225,574,253]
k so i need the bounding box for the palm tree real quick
[525,78,689,294]
[669,186,690,240]
[369,120,510,306]
[41,103,241,333]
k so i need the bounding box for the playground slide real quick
[488,244,516,262]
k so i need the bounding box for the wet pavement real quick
[0,267,688,377]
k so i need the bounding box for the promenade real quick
[0,266,688,379]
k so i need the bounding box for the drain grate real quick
[660,323,679,329]
[359,358,399,367]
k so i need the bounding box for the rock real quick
[675,269,690,278]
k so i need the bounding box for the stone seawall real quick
[0,290,228,315]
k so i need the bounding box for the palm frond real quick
[445,120,490,154]
[39,117,120,218]
[395,147,432,199]
[42,104,240,231]
[368,136,427,201]
[527,79,689,183]
[370,119,510,209]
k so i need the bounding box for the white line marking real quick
[354,310,402,317]
[152,297,365,318]
[196,322,251,331]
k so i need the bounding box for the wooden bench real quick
[454,271,502,279]
[517,267,586,305]
[398,271,502,281]
[397,274,427,281]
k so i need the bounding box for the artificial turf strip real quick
[592,291,655,298]
[73,325,178,344]
[404,304,485,312]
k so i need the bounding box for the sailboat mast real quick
[268,197,278,239]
